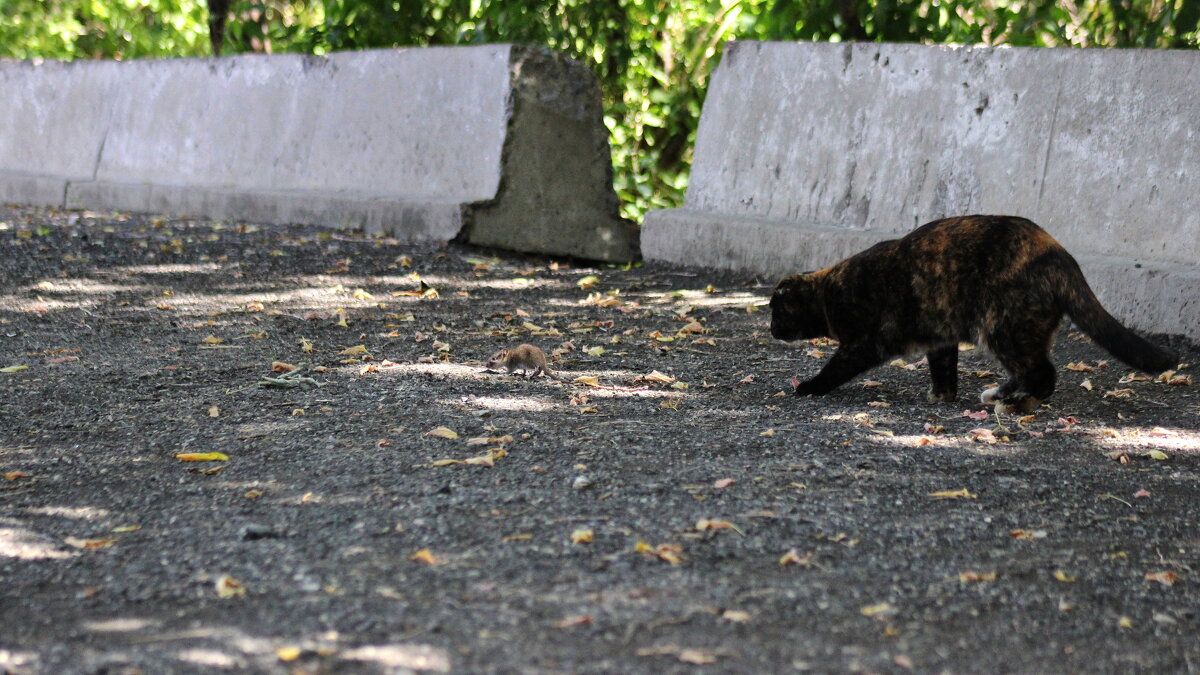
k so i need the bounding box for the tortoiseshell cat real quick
[770,215,1177,413]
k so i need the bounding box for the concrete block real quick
[0,46,636,262]
[644,41,1200,336]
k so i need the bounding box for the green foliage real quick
[2,0,1197,221]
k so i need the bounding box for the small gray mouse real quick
[485,344,560,379]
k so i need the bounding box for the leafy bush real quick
[2,0,1196,221]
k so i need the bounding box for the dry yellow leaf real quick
[1146,449,1170,461]
[586,346,606,357]
[722,610,752,623]
[696,519,735,531]
[860,602,897,618]
[466,435,513,446]
[570,529,594,544]
[1118,616,1134,629]
[1145,570,1180,586]
[271,361,297,372]
[64,537,117,549]
[678,649,717,665]
[958,570,996,583]
[760,428,776,437]
[208,406,219,418]
[644,370,676,384]
[4,471,29,480]
[339,344,369,356]
[1009,529,1048,540]
[410,549,438,565]
[215,574,246,598]
[424,426,459,440]
[299,338,314,354]
[276,646,302,662]
[573,375,601,387]
[201,335,224,344]
[576,275,601,289]
[1053,570,1077,583]
[928,488,977,499]
[175,452,229,462]
[779,549,813,566]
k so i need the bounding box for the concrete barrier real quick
[0,45,638,262]
[643,41,1200,336]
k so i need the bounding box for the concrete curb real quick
[0,46,637,262]
[644,41,1200,337]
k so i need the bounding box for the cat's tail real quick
[1054,253,1178,374]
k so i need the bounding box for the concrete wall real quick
[643,41,1200,336]
[0,46,637,262]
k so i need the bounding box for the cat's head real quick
[769,273,826,341]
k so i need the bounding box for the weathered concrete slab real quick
[643,41,1200,336]
[0,46,637,262]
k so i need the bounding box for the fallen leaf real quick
[175,452,229,462]
[1145,570,1180,586]
[1104,388,1136,399]
[215,574,246,598]
[928,488,977,499]
[779,549,814,567]
[576,275,601,290]
[760,428,776,437]
[339,344,369,356]
[1118,616,1134,629]
[410,549,438,565]
[64,537,117,549]
[695,519,736,531]
[4,471,29,480]
[553,614,592,628]
[643,370,676,384]
[1133,489,1151,499]
[958,570,996,583]
[861,380,883,387]
[860,602,897,618]
[967,428,998,444]
[678,649,717,665]
[1065,361,1094,372]
[1,365,30,373]
[1009,529,1048,540]
[962,409,989,420]
[200,335,224,344]
[573,375,601,387]
[713,478,736,489]
[1146,449,1170,461]
[276,646,302,662]
[208,406,219,418]
[721,610,753,624]
[424,426,459,440]
[1080,379,1094,391]
[466,435,513,446]
[1053,570,1077,583]
[570,529,594,544]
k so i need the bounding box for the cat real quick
[769,215,1178,413]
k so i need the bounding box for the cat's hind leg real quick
[981,341,1057,413]
[925,344,959,402]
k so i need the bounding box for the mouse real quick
[485,344,560,379]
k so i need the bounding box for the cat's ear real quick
[774,272,816,299]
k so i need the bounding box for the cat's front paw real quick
[980,387,1001,404]
[793,380,824,397]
